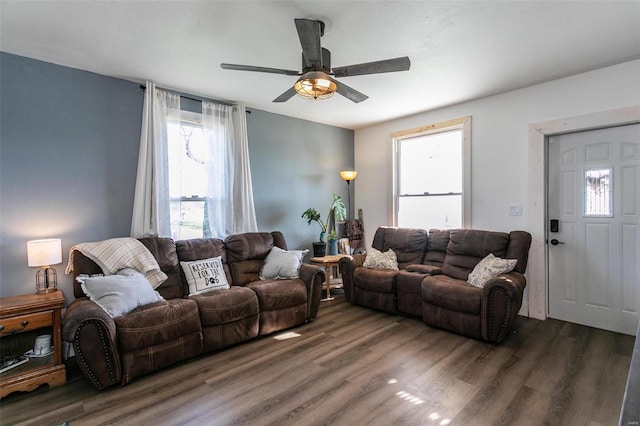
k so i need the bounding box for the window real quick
[131,87,255,240]
[167,113,213,240]
[167,106,230,240]
[584,167,613,217]
[392,117,471,230]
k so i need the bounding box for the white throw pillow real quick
[260,247,309,280]
[363,247,399,270]
[77,268,164,318]
[180,257,230,296]
[467,253,518,288]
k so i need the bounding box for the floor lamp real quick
[339,170,357,221]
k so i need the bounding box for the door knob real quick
[550,239,565,245]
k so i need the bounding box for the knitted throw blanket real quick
[65,237,167,289]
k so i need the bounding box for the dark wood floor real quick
[0,293,635,426]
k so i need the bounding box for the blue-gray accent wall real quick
[1,52,144,299]
[246,109,354,251]
[0,52,354,300]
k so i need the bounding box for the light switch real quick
[509,204,522,216]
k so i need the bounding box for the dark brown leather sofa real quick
[62,231,323,389]
[340,227,532,343]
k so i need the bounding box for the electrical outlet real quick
[509,204,522,216]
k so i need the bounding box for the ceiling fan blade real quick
[294,18,322,69]
[332,56,411,77]
[329,77,368,103]
[273,86,297,103]
[220,63,300,76]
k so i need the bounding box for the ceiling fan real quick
[220,18,411,103]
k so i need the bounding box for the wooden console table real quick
[310,254,347,301]
[0,291,66,398]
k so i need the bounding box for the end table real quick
[310,254,348,301]
[0,290,66,398]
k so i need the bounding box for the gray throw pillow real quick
[259,247,309,280]
[77,268,164,317]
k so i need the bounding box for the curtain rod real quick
[139,84,249,113]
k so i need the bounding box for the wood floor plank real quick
[492,385,552,426]
[0,294,634,426]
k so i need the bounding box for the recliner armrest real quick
[339,254,365,303]
[480,272,527,343]
[299,263,324,320]
[63,298,122,389]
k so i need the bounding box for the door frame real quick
[527,105,640,320]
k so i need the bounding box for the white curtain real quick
[131,82,257,239]
[231,104,258,234]
[201,102,258,237]
[130,83,180,237]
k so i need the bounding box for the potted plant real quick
[326,230,339,255]
[302,193,346,257]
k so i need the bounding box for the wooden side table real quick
[310,254,348,301]
[0,290,66,398]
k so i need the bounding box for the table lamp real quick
[27,239,62,294]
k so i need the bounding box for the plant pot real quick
[327,239,338,255]
[312,242,327,257]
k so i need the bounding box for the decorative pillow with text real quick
[180,257,230,296]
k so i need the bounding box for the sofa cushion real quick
[421,275,482,315]
[226,232,284,263]
[363,247,399,270]
[259,247,308,280]
[115,298,201,353]
[180,257,230,295]
[225,232,287,285]
[467,253,517,288]
[424,229,451,266]
[247,279,308,311]
[190,286,259,326]
[176,238,227,262]
[230,260,264,287]
[441,229,510,280]
[138,237,184,300]
[353,268,398,293]
[371,227,427,268]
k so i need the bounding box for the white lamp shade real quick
[27,239,62,267]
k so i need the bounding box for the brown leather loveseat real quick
[340,227,532,343]
[62,231,323,389]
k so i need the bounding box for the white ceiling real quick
[1,1,639,130]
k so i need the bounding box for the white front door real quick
[548,124,640,335]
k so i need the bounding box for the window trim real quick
[390,116,472,228]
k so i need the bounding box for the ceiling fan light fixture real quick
[294,71,337,100]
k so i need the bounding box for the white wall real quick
[354,59,640,315]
